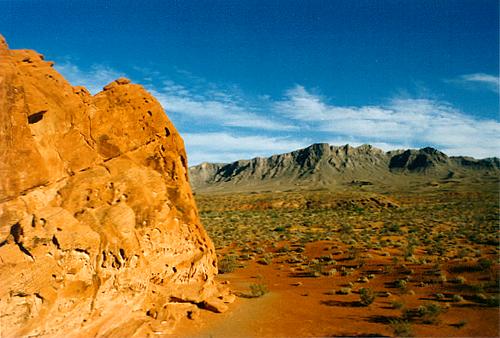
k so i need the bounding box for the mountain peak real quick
[189,143,499,192]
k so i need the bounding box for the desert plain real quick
[177,174,499,337]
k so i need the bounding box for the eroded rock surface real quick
[0,35,230,337]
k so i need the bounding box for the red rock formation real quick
[0,35,231,337]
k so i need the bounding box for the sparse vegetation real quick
[403,303,443,324]
[218,254,238,274]
[248,283,269,297]
[389,319,414,337]
[359,287,375,306]
[337,287,352,295]
[195,184,499,336]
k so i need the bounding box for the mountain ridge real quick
[189,143,499,192]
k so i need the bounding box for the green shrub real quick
[450,276,467,284]
[359,287,375,306]
[477,258,492,271]
[218,254,238,274]
[391,300,405,309]
[389,319,413,337]
[403,302,442,324]
[434,293,445,300]
[396,279,407,291]
[257,256,271,265]
[249,283,268,297]
[472,294,499,307]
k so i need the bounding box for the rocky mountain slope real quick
[189,143,499,192]
[0,35,231,337]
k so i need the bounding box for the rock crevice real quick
[0,36,230,337]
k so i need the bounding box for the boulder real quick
[0,35,231,337]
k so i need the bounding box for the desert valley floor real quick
[175,177,499,337]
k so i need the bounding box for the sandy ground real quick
[174,187,499,337]
[176,244,499,337]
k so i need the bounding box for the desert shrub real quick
[450,258,493,273]
[449,276,467,284]
[389,319,413,337]
[381,223,403,235]
[323,268,337,276]
[403,243,416,260]
[396,279,407,291]
[237,283,269,298]
[451,294,464,303]
[277,245,290,253]
[457,248,469,259]
[346,246,361,260]
[239,253,252,260]
[249,283,268,297]
[434,293,445,300]
[391,300,405,309]
[257,255,272,265]
[359,287,375,306]
[357,276,369,283]
[340,267,354,276]
[477,258,493,271]
[403,302,442,324]
[337,287,351,295]
[340,223,354,234]
[307,260,328,277]
[472,294,499,307]
[218,254,238,274]
[254,247,265,254]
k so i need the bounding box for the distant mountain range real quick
[189,143,499,192]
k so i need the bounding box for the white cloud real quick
[455,73,499,93]
[276,85,500,158]
[150,82,296,131]
[50,62,500,161]
[183,132,308,165]
[54,62,126,95]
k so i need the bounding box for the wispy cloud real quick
[276,85,500,158]
[150,82,296,131]
[450,73,499,93]
[183,132,308,165]
[51,61,500,161]
[55,62,295,131]
[55,62,126,95]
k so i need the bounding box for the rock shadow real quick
[320,299,364,307]
[366,315,400,324]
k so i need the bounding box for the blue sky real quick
[1,0,498,164]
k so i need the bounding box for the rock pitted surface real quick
[0,36,231,337]
[190,143,499,192]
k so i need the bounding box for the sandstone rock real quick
[0,35,231,337]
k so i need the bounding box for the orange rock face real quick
[0,36,230,336]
